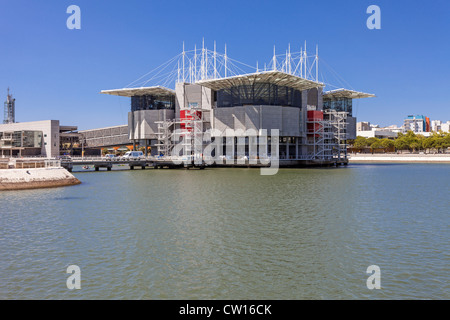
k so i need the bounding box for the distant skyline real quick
[1,0,449,130]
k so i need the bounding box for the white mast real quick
[300,46,303,78]
[316,44,319,82]
[189,58,193,83]
[304,41,307,79]
[194,44,197,82]
[201,38,205,80]
[182,41,185,82]
[224,44,228,78]
[214,41,217,79]
[205,44,208,79]
[288,43,291,74]
[273,45,276,71]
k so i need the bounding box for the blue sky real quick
[1,0,449,130]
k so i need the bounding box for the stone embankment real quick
[0,159,81,190]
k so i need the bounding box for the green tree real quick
[370,139,383,153]
[381,139,395,151]
[410,142,420,152]
[433,137,448,152]
[394,138,409,153]
[353,136,369,150]
[422,138,434,153]
[367,137,379,146]
[402,131,420,152]
[371,140,383,149]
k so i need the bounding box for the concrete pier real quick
[0,167,81,190]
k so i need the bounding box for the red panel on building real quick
[307,110,323,136]
[180,109,202,131]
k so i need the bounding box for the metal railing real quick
[68,156,156,162]
[0,158,62,169]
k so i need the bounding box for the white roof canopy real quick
[196,70,325,91]
[100,86,175,97]
[323,88,375,100]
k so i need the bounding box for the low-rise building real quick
[0,120,61,157]
[431,120,450,133]
[403,115,430,133]
[357,121,371,131]
[442,121,450,133]
[356,129,397,139]
[0,120,101,158]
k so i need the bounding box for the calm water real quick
[0,164,448,299]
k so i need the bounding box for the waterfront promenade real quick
[348,153,450,163]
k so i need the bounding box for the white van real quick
[120,151,145,160]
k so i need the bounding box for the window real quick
[131,95,175,111]
[323,98,353,116]
[216,83,302,108]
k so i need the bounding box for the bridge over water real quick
[61,156,205,172]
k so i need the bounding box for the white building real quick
[357,121,370,131]
[100,43,376,166]
[441,121,450,133]
[0,120,79,158]
[357,123,401,139]
[356,129,397,139]
[431,120,450,133]
[431,120,442,132]
[403,115,429,133]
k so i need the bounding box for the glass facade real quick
[22,131,43,147]
[0,131,42,148]
[216,83,302,108]
[323,98,353,116]
[131,95,175,111]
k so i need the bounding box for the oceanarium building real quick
[101,43,375,167]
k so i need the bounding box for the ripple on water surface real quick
[0,164,449,299]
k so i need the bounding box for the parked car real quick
[120,151,145,161]
[57,155,72,161]
[104,154,116,161]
